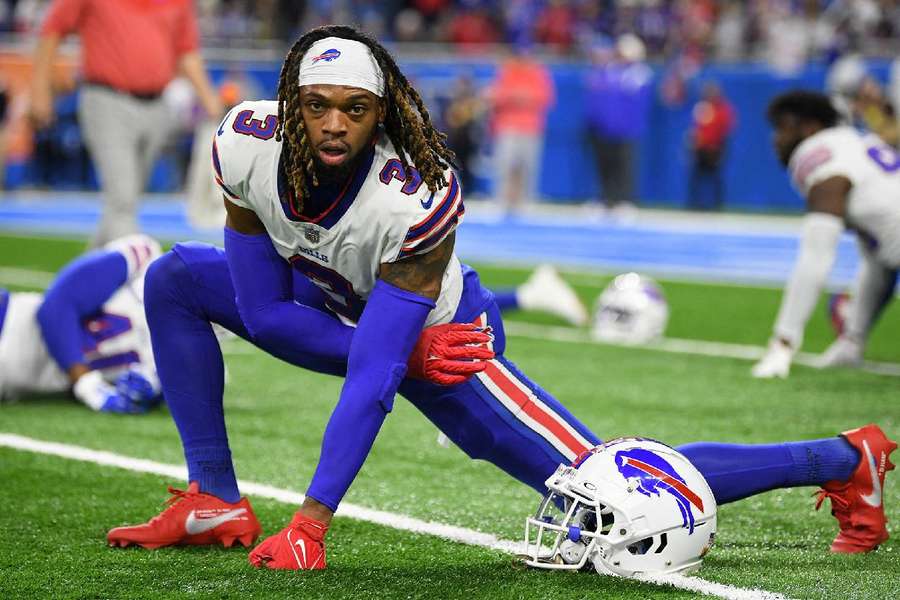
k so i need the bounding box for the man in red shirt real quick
[488,46,555,215]
[29,0,222,247]
[688,81,735,210]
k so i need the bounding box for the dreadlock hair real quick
[767,90,840,129]
[275,25,457,215]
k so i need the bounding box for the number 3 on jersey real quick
[232,109,277,141]
[379,158,424,196]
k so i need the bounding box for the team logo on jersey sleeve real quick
[615,448,705,533]
[312,49,341,64]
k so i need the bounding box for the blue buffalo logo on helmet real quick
[312,48,341,64]
[615,448,705,533]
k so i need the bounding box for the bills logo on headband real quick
[312,48,341,64]
[615,448,705,533]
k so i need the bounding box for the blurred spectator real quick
[412,0,451,26]
[687,81,734,210]
[713,1,747,61]
[447,3,501,49]
[584,34,653,210]
[503,0,542,46]
[533,0,576,53]
[29,0,222,247]
[488,45,555,214]
[394,8,427,42]
[9,1,900,62]
[443,75,483,194]
[762,0,832,76]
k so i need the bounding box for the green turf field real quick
[1,233,899,599]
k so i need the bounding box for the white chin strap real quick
[297,37,385,98]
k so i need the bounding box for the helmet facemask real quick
[523,482,610,571]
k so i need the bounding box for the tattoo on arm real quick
[379,232,455,300]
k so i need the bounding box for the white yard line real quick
[0,433,788,600]
[503,321,900,378]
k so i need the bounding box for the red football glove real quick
[407,322,495,386]
[248,512,328,570]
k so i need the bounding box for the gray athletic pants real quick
[494,131,543,211]
[79,85,171,247]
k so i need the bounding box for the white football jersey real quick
[0,235,160,400]
[214,100,465,326]
[789,126,900,267]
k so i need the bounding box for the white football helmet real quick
[592,273,668,344]
[523,438,717,577]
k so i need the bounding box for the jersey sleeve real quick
[211,102,272,210]
[789,130,863,195]
[394,169,464,260]
[103,234,162,279]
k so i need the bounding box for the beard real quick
[311,145,366,186]
[312,155,355,185]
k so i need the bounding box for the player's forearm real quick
[223,227,353,363]
[773,213,843,346]
[37,251,129,373]
[305,280,435,511]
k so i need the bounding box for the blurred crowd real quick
[1,1,900,63]
[4,0,900,212]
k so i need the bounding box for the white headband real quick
[297,37,385,98]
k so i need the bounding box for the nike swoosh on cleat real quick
[295,537,308,567]
[184,508,248,535]
[859,440,883,508]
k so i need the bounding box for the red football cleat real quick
[815,424,897,553]
[248,511,328,570]
[107,482,261,549]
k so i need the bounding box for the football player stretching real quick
[753,91,899,379]
[107,27,895,566]
[0,235,162,413]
